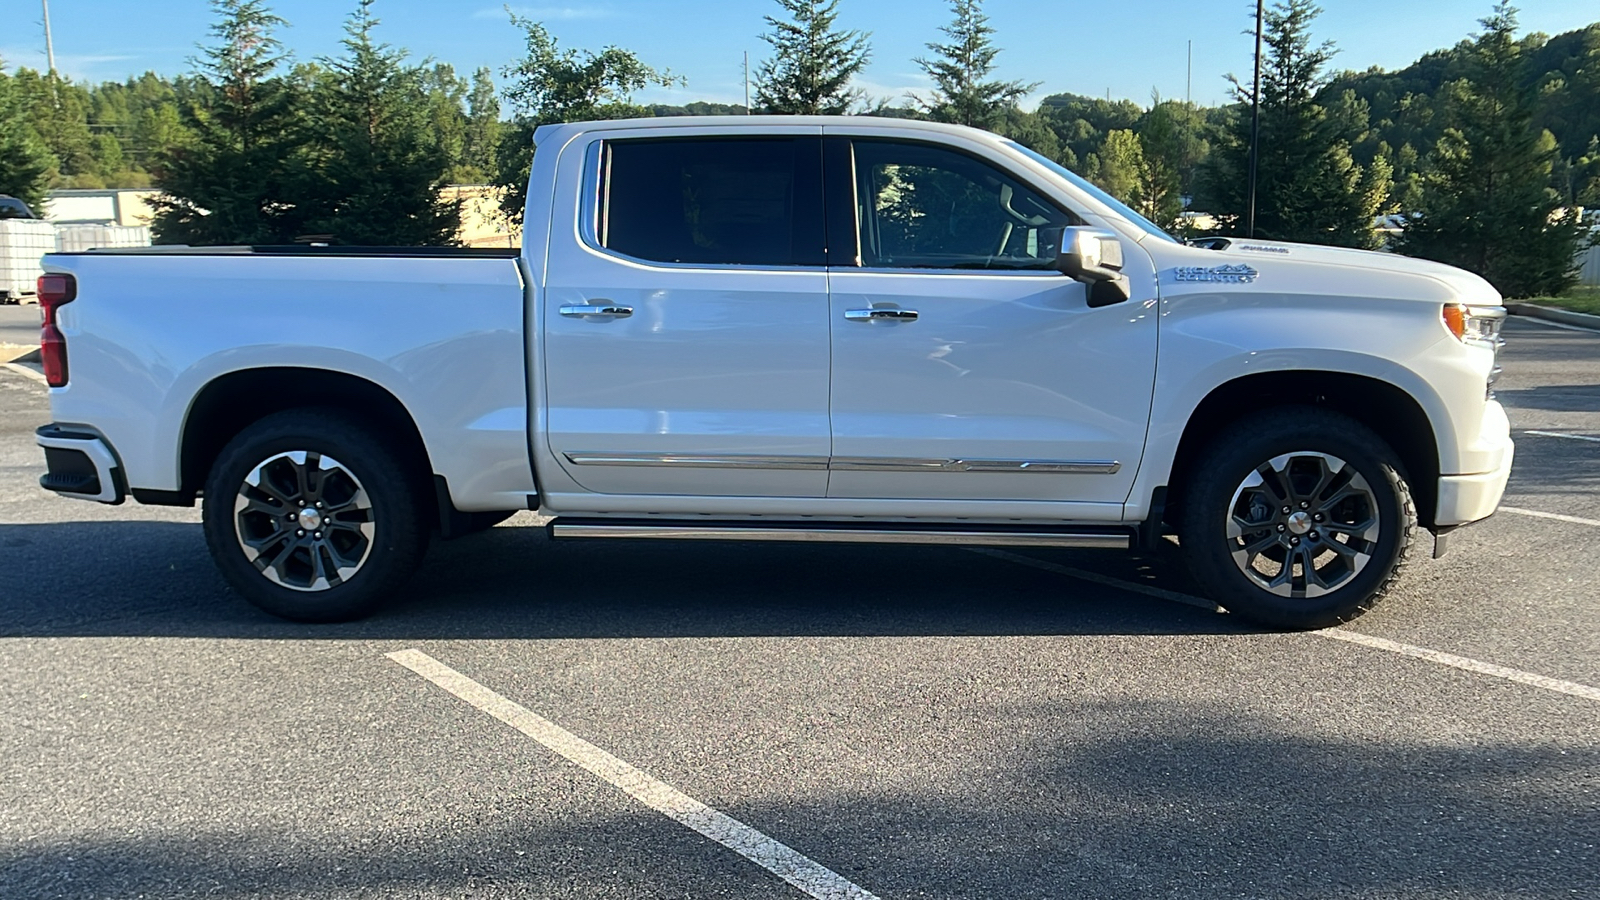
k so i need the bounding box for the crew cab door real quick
[543,128,831,496]
[824,136,1159,511]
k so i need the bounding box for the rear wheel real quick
[202,409,428,622]
[1178,407,1415,629]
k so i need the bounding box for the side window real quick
[853,141,1073,271]
[600,137,824,267]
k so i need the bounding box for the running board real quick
[547,518,1131,549]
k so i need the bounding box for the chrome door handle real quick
[844,307,919,322]
[560,303,633,319]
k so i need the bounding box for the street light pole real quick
[42,0,58,76]
[1247,0,1263,238]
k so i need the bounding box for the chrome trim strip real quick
[830,457,1121,475]
[563,452,1120,475]
[551,523,1130,549]
[564,452,828,471]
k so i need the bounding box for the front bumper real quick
[36,424,126,504]
[1435,444,1514,528]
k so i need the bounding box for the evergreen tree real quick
[0,63,55,208]
[150,0,310,245]
[754,0,870,115]
[1396,4,1591,298]
[461,67,501,184]
[302,0,460,245]
[1205,0,1388,248]
[915,0,1037,130]
[496,15,678,224]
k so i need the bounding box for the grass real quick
[1521,285,1600,315]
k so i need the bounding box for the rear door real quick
[543,128,832,497]
[824,135,1159,510]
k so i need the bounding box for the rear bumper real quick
[36,424,126,504]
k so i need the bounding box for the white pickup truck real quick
[33,116,1512,629]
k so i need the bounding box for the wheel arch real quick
[176,367,439,523]
[1166,371,1441,529]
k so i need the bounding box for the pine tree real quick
[1205,0,1388,248]
[754,0,870,115]
[302,0,460,245]
[461,67,501,184]
[1396,3,1591,298]
[150,0,309,245]
[0,63,55,208]
[496,15,678,224]
[914,0,1036,131]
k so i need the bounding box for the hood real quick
[1198,238,1502,306]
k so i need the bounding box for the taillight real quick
[38,273,76,388]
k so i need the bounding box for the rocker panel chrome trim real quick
[550,522,1130,548]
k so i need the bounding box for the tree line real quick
[0,0,1594,297]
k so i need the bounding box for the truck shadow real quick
[0,519,1241,639]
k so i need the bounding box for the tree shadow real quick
[0,519,1243,640]
[3,697,1592,898]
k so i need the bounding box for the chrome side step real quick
[548,519,1130,549]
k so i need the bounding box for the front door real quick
[543,130,832,497]
[825,137,1159,511]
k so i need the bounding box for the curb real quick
[2,345,40,364]
[1506,303,1600,332]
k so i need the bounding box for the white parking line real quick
[1524,429,1600,444]
[1501,506,1600,528]
[2,362,45,385]
[969,549,1600,704]
[385,649,882,900]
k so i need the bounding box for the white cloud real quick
[472,5,614,21]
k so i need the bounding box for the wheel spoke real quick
[234,451,375,594]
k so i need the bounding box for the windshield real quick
[1003,142,1178,244]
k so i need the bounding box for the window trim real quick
[578,134,829,272]
[831,137,1085,276]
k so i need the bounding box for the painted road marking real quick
[970,548,1600,704]
[1524,429,1600,444]
[1501,506,1600,528]
[386,649,881,900]
[1318,630,1600,702]
[2,362,45,385]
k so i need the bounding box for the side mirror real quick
[1056,227,1132,308]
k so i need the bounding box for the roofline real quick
[532,115,1008,146]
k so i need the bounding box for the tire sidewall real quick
[1181,410,1413,629]
[202,410,423,622]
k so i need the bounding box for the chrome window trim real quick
[563,451,1120,475]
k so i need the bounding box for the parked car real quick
[0,195,38,220]
[32,116,1512,628]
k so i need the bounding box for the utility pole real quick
[42,0,57,77]
[744,51,751,114]
[1186,40,1192,106]
[1247,0,1263,238]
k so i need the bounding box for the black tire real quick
[202,408,428,622]
[1177,406,1416,630]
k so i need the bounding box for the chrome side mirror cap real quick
[1057,227,1132,308]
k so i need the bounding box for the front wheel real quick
[202,409,428,622]
[1177,407,1416,629]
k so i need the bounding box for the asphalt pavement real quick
[1,317,1595,899]
[0,303,40,351]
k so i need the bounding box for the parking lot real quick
[1,316,1595,898]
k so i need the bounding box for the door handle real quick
[844,307,919,322]
[560,303,633,319]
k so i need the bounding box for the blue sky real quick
[2,0,1596,110]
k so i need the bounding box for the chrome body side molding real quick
[563,452,1121,475]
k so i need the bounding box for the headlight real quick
[1442,303,1506,397]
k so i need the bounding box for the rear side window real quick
[600,137,825,267]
